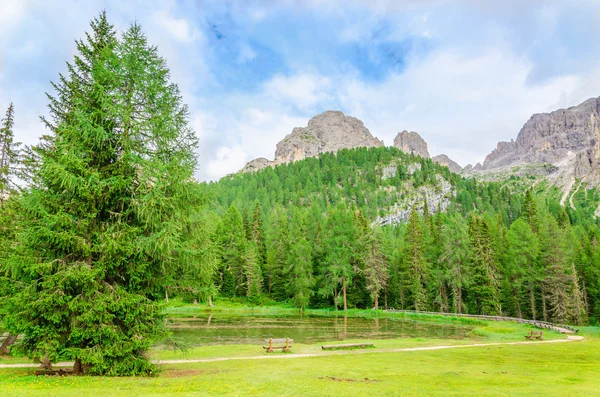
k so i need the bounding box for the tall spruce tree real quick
[0,103,21,194]
[404,207,429,310]
[320,204,357,310]
[285,209,314,311]
[220,206,246,297]
[468,216,500,315]
[5,14,199,375]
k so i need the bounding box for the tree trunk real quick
[458,288,463,314]
[208,296,213,307]
[41,355,52,371]
[374,295,379,310]
[0,334,17,355]
[165,288,169,303]
[73,358,83,375]
[343,285,347,311]
[193,298,198,305]
[529,285,536,320]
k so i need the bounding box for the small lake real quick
[166,313,473,346]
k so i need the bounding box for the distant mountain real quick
[468,97,600,190]
[432,154,462,173]
[393,130,430,158]
[240,111,462,174]
[240,110,383,173]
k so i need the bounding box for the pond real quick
[166,313,473,346]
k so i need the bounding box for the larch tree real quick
[5,14,200,375]
[362,226,389,310]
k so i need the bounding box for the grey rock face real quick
[393,130,430,158]
[240,110,384,173]
[374,177,455,226]
[273,110,384,164]
[432,154,462,173]
[483,97,600,170]
[239,157,273,173]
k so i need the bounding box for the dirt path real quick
[0,336,584,369]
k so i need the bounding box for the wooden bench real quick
[525,331,543,340]
[263,338,293,353]
[321,343,374,350]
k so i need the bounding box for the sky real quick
[1,0,600,181]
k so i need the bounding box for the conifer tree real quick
[438,213,471,313]
[285,210,314,311]
[243,241,262,301]
[5,14,200,375]
[251,203,267,267]
[507,218,540,319]
[220,206,246,297]
[362,226,389,309]
[468,216,500,315]
[404,207,429,310]
[0,103,21,193]
[320,204,357,310]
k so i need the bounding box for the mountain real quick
[432,154,462,173]
[393,130,430,158]
[240,110,383,173]
[470,97,600,190]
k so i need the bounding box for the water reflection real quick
[166,313,472,347]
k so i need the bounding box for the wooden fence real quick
[384,309,579,334]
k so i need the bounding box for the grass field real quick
[1,310,598,396]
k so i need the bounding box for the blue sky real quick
[2,0,600,180]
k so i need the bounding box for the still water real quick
[167,313,472,346]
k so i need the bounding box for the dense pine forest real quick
[190,146,600,326]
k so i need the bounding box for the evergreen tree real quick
[404,207,429,310]
[243,241,262,301]
[438,213,471,313]
[5,15,199,375]
[251,203,267,267]
[0,103,21,193]
[285,210,314,311]
[506,218,540,319]
[362,226,389,309]
[220,206,246,297]
[320,204,357,310]
[468,216,500,315]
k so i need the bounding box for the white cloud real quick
[152,10,202,43]
[264,73,332,112]
[207,146,248,179]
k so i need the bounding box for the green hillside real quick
[188,146,600,325]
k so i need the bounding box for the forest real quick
[192,146,600,326]
[0,11,599,378]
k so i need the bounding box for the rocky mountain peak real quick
[393,130,430,158]
[432,154,462,173]
[240,110,384,173]
[273,110,384,164]
[482,97,600,170]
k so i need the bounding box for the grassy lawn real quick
[1,309,597,396]
[0,336,598,396]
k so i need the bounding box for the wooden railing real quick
[384,309,579,334]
